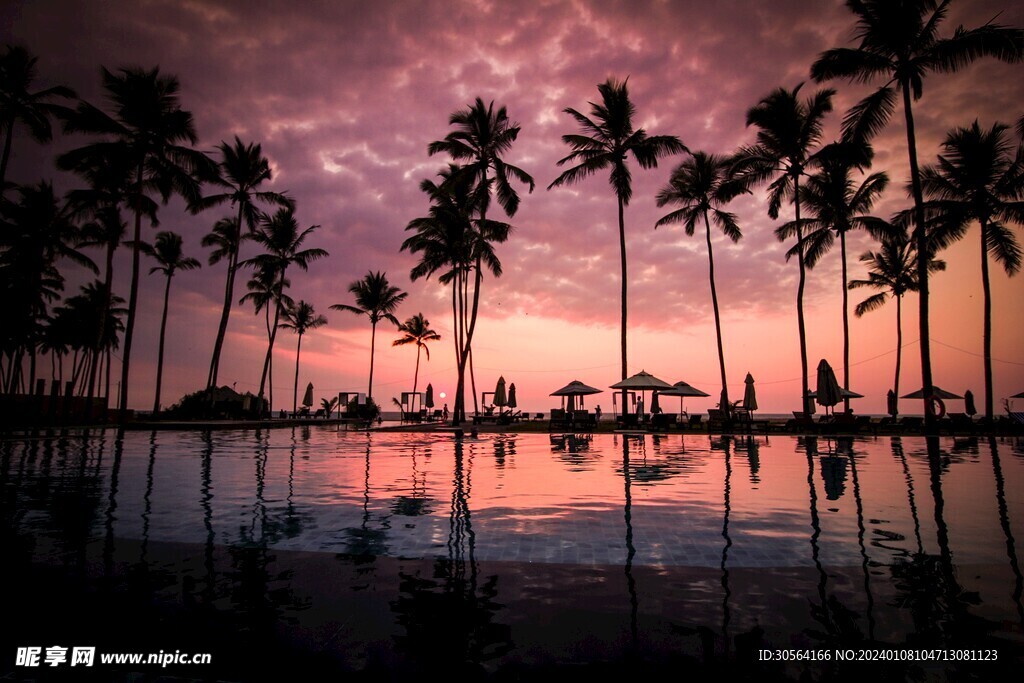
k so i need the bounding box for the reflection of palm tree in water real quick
[103,429,125,578]
[890,438,923,555]
[988,437,1024,627]
[840,438,875,640]
[200,430,215,603]
[140,430,157,565]
[618,434,639,648]
[719,436,733,652]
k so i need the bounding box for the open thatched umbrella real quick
[660,380,709,415]
[550,380,603,411]
[610,370,672,418]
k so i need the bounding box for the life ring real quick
[926,395,946,419]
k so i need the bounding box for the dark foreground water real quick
[2,428,1023,681]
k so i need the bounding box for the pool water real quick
[2,429,1023,680]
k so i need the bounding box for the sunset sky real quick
[3,0,1023,414]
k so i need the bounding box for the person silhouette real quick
[595,405,602,423]
[443,403,449,422]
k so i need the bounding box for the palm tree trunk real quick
[895,294,903,418]
[902,85,934,430]
[292,331,303,415]
[153,273,172,415]
[704,213,729,409]
[794,176,809,415]
[208,205,245,390]
[0,120,13,200]
[980,220,994,419]
[88,240,116,414]
[368,320,377,399]
[118,163,145,419]
[451,276,461,423]
[618,194,628,414]
[412,344,421,397]
[257,273,285,414]
[840,229,850,413]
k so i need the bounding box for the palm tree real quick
[240,264,292,415]
[919,121,1024,419]
[428,98,533,422]
[811,0,1024,426]
[849,229,944,415]
[393,313,441,400]
[332,271,407,400]
[59,66,217,416]
[0,181,95,392]
[655,151,749,412]
[548,78,686,410]
[141,231,200,415]
[735,84,834,413]
[280,300,327,415]
[0,45,75,197]
[241,207,327,411]
[777,142,890,410]
[194,137,292,391]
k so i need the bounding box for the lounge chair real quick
[687,414,704,431]
[785,411,817,433]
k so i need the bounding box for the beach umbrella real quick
[650,391,660,414]
[743,373,758,412]
[494,376,507,412]
[302,382,314,407]
[815,359,842,414]
[660,380,710,414]
[887,389,897,417]
[610,370,672,415]
[1012,391,1024,399]
[901,386,962,400]
[425,384,434,408]
[508,383,517,410]
[551,379,603,411]
[964,389,976,416]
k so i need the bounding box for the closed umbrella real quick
[508,383,517,410]
[425,383,434,408]
[964,389,977,416]
[494,376,507,413]
[815,359,842,414]
[650,391,661,414]
[302,382,314,408]
[743,372,758,412]
[887,389,897,417]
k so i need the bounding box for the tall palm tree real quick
[0,45,75,197]
[280,300,327,415]
[241,207,326,411]
[428,99,533,422]
[849,229,944,415]
[393,313,441,399]
[402,166,479,421]
[919,121,1024,419]
[811,0,1024,427]
[59,66,217,415]
[0,181,95,392]
[194,137,292,391]
[777,142,890,410]
[240,264,293,415]
[735,84,834,413]
[141,231,200,415]
[332,271,407,400]
[548,78,686,410]
[655,151,749,412]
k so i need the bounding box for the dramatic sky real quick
[3,0,1023,414]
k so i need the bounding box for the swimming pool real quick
[3,428,1023,679]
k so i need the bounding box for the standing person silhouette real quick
[443,404,449,422]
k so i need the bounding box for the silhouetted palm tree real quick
[849,229,945,414]
[655,151,749,412]
[919,120,1024,419]
[332,271,407,400]
[812,0,1024,427]
[0,181,95,392]
[280,300,327,415]
[59,66,217,415]
[735,84,834,413]
[195,137,292,391]
[240,264,292,415]
[0,45,75,196]
[778,142,890,410]
[428,99,532,422]
[241,207,326,411]
[548,78,685,408]
[393,313,441,399]
[141,231,200,414]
